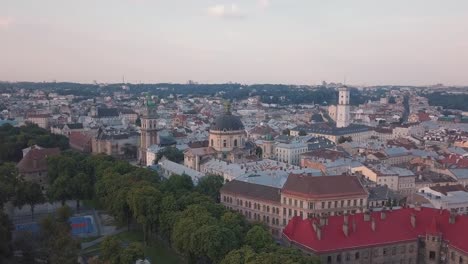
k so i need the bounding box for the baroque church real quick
[184,102,256,171]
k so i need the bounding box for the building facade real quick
[220,174,368,238]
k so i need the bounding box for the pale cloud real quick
[258,0,270,9]
[207,4,246,19]
[0,17,13,29]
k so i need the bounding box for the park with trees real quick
[1,145,319,263]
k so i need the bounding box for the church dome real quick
[210,113,244,131]
[210,102,244,131]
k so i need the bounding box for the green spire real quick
[224,101,232,114]
[146,94,156,108]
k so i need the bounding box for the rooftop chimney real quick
[410,214,416,228]
[343,222,349,237]
[319,215,329,226]
[364,212,371,222]
[449,212,456,224]
[381,211,386,220]
[414,204,421,211]
[316,225,322,240]
[371,218,376,231]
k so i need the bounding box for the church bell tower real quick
[139,95,159,165]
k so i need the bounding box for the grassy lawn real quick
[83,231,185,264]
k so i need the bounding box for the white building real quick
[352,165,416,195]
[155,157,205,185]
[336,87,351,128]
[418,185,468,215]
[275,142,308,165]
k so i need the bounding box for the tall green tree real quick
[71,172,94,212]
[15,181,45,220]
[244,226,274,252]
[220,246,256,264]
[100,236,122,264]
[120,242,145,264]
[0,163,18,209]
[0,212,12,262]
[171,205,216,260]
[196,175,224,201]
[156,147,184,164]
[161,174,194,197]
[39,210,79,264]
[127,184,162,245]
[191,224,239,263]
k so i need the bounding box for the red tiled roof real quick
[17,147,60,173]
[27,114,50,118]
[417,112,431,122]
[69,132,92,152]
[282,175,367,199]
[283,207,468,254]
[440,155,468,169]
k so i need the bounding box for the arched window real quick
[234,139,238,147]
[211,139,214,146]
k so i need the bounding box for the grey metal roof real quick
[210,113,244,131]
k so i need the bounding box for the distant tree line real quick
[0,82,387,106]
[424,92,468,111]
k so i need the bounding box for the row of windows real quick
[283,197,364,209]
[210,138,244,148]
[326,245,415,263]
[222,196,280,215]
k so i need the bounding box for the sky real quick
[1,0,468,86]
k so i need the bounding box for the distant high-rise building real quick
[139,95,159,165]
[336,86,350,128]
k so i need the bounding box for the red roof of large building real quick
[282,175,367,199]
[283,207,468,254]
[69,132,92,152]
[17,147,60,173]
[417,112,431,122]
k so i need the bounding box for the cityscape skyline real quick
[1,0,468,86]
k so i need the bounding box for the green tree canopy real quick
[196,175,224,201]
[156,147,184,164]
[244,225,274,252]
